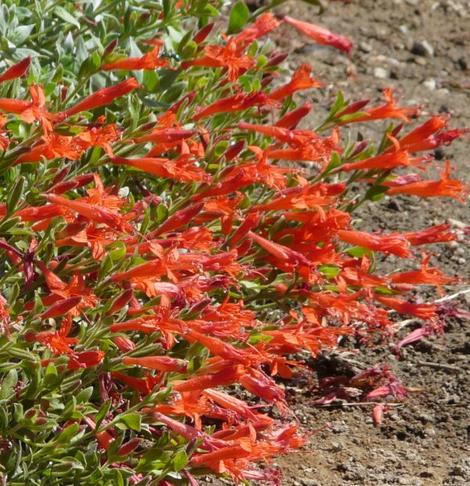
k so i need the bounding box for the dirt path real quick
[203,1,470,484]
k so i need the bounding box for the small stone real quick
[423,78,436,90]
[359,41,373,53]
[411,40,434,57]
[399,25,409,35]
[301,480,320,486]
[434,148,445,160]
[374,67,388,79]
[457,57,468,70]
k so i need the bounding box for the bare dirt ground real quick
[204,1,470,484]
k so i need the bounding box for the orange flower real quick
[148,202,205,238]
[134,127,196,144]
[68,350,105,370]
[102,41,168,71]
[284,16,352,54]
[173,365,243,392]
[386,161,468,201]
[275,103,312,129]
[188,40,255,82]
[27,316,78,355]
[110,154,211,183]
[403,224,456,245]
[341,88,418,124]
[40,296,82,319]
[390,254,457,289]
[62,78,139,117]
[337,229,411,257]
[269,64,322,101]
[45,193,130,232]
[233,12,281,48]
[253,183,344,212]
[375,295,437,319]
[0,85,55,129]
[340,150,420,172]
[123,355,188,373]
[193,92,276,121]
[0,57,31,83]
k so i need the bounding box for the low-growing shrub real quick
[0,0,467,484]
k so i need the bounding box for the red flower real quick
[0,57,31,83]
[269,64,321,101]
[68,350,105,370]
[284,16,352,54]
[387,161,468,201]
[110,155,211,183]
[62,78,139,117]
[340,88,419,124]
[375,295,437,319]
[340,150,419,172]
[337,229,411,257]
[123,355,188,373]
[102,40,168,71]
[403,224,456,245]
[193,92,276,121]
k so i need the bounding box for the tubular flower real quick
[187,40,255,82]
[193,92,276,121]
[123,355,188,373]
[340,150,420,172]
[275,103,313,129]
[0,85,56,129]
[403,224,456,245]
[283,15,353,54]
[337,229,411,257]
[0,57,31,83]
[341,88,419,124]
[390,254,457,290]
[386,161,468,201]
[375,295,438,319]
[62,78,139,117]
[45,193,131,232]
[110,155,211,183]
[269,64,322,101]
[233,13,281,48]
[102,40,168,71]
[27,316,78,354]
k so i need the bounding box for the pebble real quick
[423,78,437,90]
[359,41,373,53]
[374,67,389,79]
[457,57,468,70]
[411,40,434,57]
[301,480,320,486]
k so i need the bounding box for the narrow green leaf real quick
[54,6,80,29]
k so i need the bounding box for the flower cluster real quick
[0,1,467,484]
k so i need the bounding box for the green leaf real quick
[95,400,112,428]
[345,246,373,258]
[227,1,250,34]
[172,449,188,471]
[319,264,341,278]
[365,185,388,202]
[57,423,80,443]
[117,412,141,431]
[76,386,94,404]
[0,369,18,400]
[7,176,25,215]
[54,6,80,29]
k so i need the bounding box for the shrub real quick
[0,0,467,484]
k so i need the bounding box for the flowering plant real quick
[0,0,467,484]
